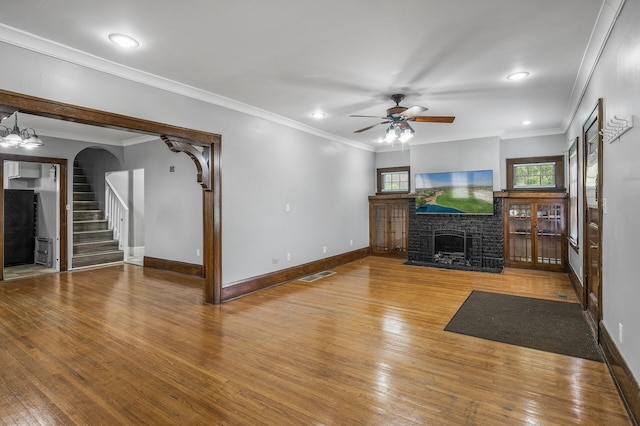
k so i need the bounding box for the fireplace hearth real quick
[433,230,473,267]
[406,197,504,273]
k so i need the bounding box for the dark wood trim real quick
[144,256,203,277]
[376,166,410,195]
[369,193,416,200]
[600,322,640,425]
[495,191,568,199]
[505,155,565,192]
[567,262,584,306]
[0,89,219,144]
[0,89,222,303]
[222,247,370,302]
[0,154,68,280]
[582,98,604,331]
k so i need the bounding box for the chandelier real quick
[0,111,44,149]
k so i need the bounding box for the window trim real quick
[376,166,410,195]
[506,155,565,192]
[568,139,579,252]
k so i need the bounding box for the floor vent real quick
[556,292,569,299]
[298,271,336,283]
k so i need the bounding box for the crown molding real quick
[0,24,374,153]
[562,0,626,131]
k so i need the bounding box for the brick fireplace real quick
[406,197,504,273]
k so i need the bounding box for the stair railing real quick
[105,180,129,260]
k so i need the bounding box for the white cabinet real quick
[5,161,41,179]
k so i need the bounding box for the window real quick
[506,156,564,191]
[377,166,410,195]
[568,139,579,251]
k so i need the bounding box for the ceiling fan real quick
[350,94,455,143]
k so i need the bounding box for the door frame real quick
[582,98,604,332]
[0,89,223,304]
[1,155,67,278]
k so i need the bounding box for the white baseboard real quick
[129,246,145,257]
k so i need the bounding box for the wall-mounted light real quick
[0,112,44,149]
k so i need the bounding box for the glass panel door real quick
[536,203,562,265]
[507,203,532,264]
[372,204,388,253]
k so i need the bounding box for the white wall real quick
[124,140,202,265]
[410,137,502,191]
[565,0,640,382]
[106,168,145,252]
[0,40,374,286]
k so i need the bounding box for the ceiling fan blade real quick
[354,122,388,133]
[400,105,428,117]
[349,114,385,118]
[412,116,456,123]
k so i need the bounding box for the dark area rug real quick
[445,290,603,362]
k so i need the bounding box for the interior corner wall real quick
[123,140,202,265]
[409,137,501,191]
[0,40,374,285]
[565,0,640,384]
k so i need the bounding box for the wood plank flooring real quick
[0,257,632,425]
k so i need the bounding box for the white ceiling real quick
[0,1,615,150]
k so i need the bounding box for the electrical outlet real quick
[619,323,623,344]
[350,239,353,246]
[286,203,290,212]
[196,249,201,257]
[323,246,327,254]
[272,258,278,264]
[287,253,291,262]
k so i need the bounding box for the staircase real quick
[72,163,124,268]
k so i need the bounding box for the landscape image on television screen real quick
[415,170,494,214]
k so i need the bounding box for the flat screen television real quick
[415,169,494,214]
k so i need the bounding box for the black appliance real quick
[4,189,36,267]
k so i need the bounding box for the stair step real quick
[73,229,114,244]
[73,166,85,175]
[73,183,92,192]
[73,220,108,232]
[73,175,88,184]
[73,240,120,255]
[74,201,100,211]
[74,210,103,221]
[72,250,124,268]
[73,192,96,202]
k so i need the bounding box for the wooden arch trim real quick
[161,136,211,191]
[0,89,222,304]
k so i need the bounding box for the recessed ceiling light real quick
[108,33,139,48]
[522,120,532,125]
[507,71,530,81]
[311,112,326,119]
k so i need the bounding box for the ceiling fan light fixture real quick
[398,124,414,143]
[522,120,532,125]
[310,112,326,119]
[385,125,398,143]
[507,71,530,81]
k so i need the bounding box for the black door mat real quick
[444,290,603,362]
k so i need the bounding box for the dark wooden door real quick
[583,100,603,330]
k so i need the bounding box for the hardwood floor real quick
[0,257,632,425]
